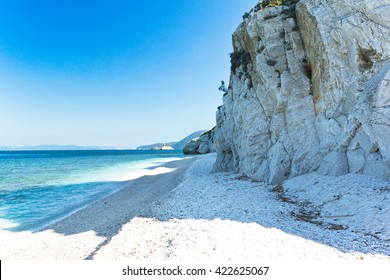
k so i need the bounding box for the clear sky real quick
[0,0,257,148]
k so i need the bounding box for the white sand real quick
[1,154,389,260]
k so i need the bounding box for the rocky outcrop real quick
[172,130,207,150]
[183,128,216,155]
[136,130,206,150]
[213,0,390,183]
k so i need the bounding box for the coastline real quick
[35,155,190,234]
[1,154,389,260]
[0,152,188,233]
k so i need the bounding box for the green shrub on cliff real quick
[252,0,299,12]
[218,80,228,94]
[242,12,250,20]
[243,0,299,22]
[230,50,251,75]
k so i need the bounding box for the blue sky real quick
[0,0,257,148]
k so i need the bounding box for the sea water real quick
[0,150,185,232]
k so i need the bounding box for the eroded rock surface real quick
[183,128,216,155]
[214,0,390,183]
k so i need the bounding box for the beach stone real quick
[213,0,390,183]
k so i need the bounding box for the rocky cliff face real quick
[213,0,390,184]
[183,128,216,155]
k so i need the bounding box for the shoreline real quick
[1,154,389,260]
[0,156,197,259]
[46,156,196,237]
[0,154,189,233]
[36,156,191,233]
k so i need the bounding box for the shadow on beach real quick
[42,157,196,259]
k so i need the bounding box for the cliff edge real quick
[213,0,390,184]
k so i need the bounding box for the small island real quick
[151,144,174,150]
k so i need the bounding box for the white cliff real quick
[213,0,390,184]
[183,128,216,155]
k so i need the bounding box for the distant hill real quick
[136,130,207,150]
[0,145,125,151]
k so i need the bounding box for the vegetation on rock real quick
[254,0,300,11]
[243,0,300,20]
[218,81,228,95]
[230,50,252,75]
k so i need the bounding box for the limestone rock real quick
[213,0,390,183]
[183,128,216,155]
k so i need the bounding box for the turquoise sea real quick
[0,150,185,232]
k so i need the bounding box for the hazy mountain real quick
[0,145,126,151]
